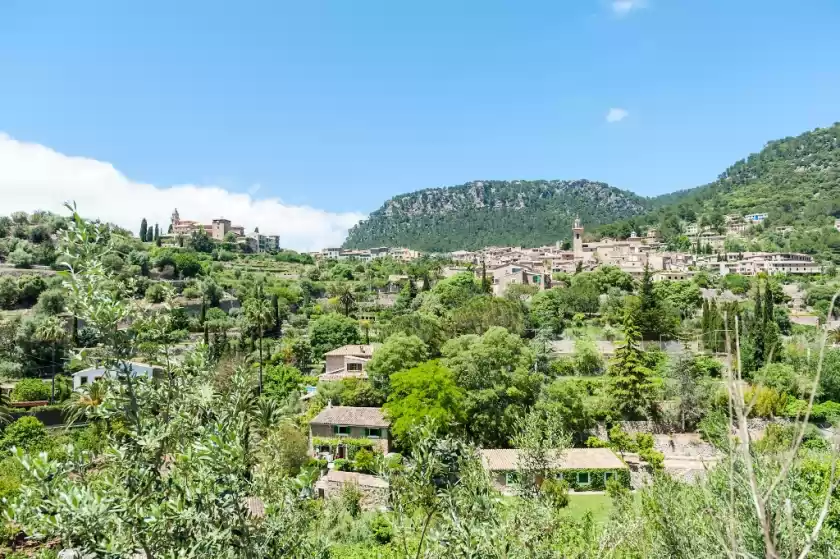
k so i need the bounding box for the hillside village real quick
[2,199,840,555]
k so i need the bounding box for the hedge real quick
[311,437,375,459]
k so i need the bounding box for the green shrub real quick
[10,378,50,402]
[635,432,654,452]
[145,283,168,303]
[0,416,48,451]
[585,436,610,448]
[369,513,393,544]
[639,448,665,471]
[540,477,570,509]
[181,286,201,299]
[333,459,351,471]
[353,449,378,474]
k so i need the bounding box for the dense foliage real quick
[344,179,650,251]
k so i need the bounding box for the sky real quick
[1,0,840,250]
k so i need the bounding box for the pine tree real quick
[608,312,658,420]
[139,218,148,241]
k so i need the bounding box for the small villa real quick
[319,344,380,382]
[72,362,159,390]
[479,448,629,494]
[309,405,391,455]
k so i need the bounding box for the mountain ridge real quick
[343,179,651,252]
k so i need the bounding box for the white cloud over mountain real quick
[0,134,365,251]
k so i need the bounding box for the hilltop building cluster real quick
[325,214,821,298]
[315,246,420,262]
[168,209,280,252]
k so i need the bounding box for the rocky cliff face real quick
[344,179,650,252]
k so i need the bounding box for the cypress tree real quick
[154,223,160,240]
[139,218,148,241]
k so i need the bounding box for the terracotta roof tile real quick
[480,448,626,471]
[310,406,389,428]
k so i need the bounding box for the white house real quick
[72,362,157,390]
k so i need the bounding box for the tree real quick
[449,295,525,336]
[442,327,539,447]
[366,332,428,393]
[384,361,465,444]
[62,380,108,425]
[154,223,160,241]
[607,313,659,420]
[35,315,66,403]
[535,379,595,442]
[529,288,567,337]
[189,226,215,253]
[139,218,148,242]
[255,422,310,491]
[309,313,360,359]
[263,363,304,401]
[244,294,274,394]
[635,264,679,340]
[667,354,712,431]
[329,282,356,316]
[381,312,446,356]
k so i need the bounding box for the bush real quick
[540,477,570,509]
[0,416,48,451]
[585,436,610,448]
[744,385,788,418]
[145,282,168,303]
[8,247,34,268]
[181,286,201,299]
[0,276,20,309]
[35,287,65,315]
[639,448,665,471]
[0,359,23,378]
[333,458,352,471]
[10,378,51,402]
[369,513,393,544]
[353,449,378,474]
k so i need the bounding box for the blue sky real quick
[1,0,839,247]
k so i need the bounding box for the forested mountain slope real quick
[343,179,650,252]
[599,122,840,247]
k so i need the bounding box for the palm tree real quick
[244,296,274,394]
[63,380,107,425]
[35,316,66,404]
[359,319,371,344]
[329,282,356,316]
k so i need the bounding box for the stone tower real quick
[572,216,584,257]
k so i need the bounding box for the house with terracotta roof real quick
[479,448,629,494]
[320,344,380,382]
[309,405,391,455]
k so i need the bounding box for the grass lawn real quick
[563,493,614,524]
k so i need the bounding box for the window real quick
[576,472,590,485]
[333,425,350,436]
[80,376,88,385]
[347,362,363,372]
[365,428,382,439]
[505,472,520,486]
[604,472,614,483]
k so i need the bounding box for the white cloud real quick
[611,0,646,16]
[605,108,629,123]
[0,133,365,251]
